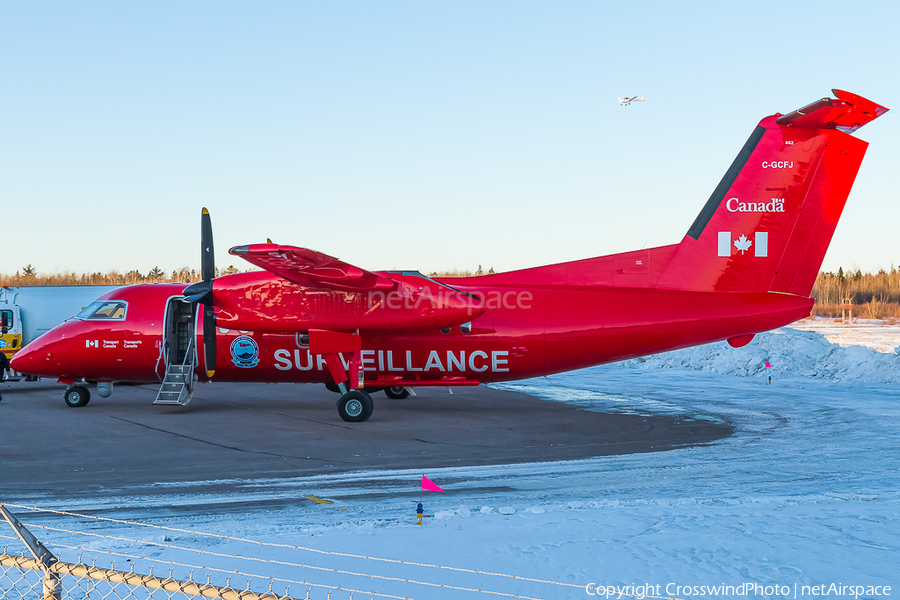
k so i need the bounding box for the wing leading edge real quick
[230,244,396,291]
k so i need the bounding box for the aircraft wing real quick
[229,244,396,291]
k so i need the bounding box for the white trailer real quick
[0,285,122,379]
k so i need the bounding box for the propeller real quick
[183,207,217,378]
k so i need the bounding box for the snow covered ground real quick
[615,324,900,383]
[3,325,898,599]
[788,317,900,355]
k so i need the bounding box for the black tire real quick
[64,386,91,408]
[336,390,373,422]
[384,386,410,399]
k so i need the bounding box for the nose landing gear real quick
[63,386,91,407]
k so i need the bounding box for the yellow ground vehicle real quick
[0,285,121,379]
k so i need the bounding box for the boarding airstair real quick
[154,298,199,406]
[155,362,198,406]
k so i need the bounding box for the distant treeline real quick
[4,264,899,319]
[0,264,241,287]
[810,267,900,319]
[0,264,495,286]
[428,265,495,278]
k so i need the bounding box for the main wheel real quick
[384,386,410,399]
[337,390,374,422]
[64,386,91,408]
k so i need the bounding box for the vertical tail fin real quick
[657,90,887,295]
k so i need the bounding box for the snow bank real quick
[788,317,900,354]
[616,328,900,382]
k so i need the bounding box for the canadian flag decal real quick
[86,340,98,348]
[718,232,768,257]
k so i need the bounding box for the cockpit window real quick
[77,301,128,321]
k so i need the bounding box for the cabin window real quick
[0,309,12,329]
[77,301,128,321]
[460,322,472,335]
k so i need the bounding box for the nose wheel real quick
[336,390,373,422]
[64,386,91,408]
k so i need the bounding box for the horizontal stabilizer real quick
[775,89,888,133]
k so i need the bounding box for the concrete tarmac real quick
[0,380,732,502]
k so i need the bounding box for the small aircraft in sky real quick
[12,90,888,422]
[618,94,646,106]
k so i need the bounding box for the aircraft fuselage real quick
[19,277,811,386]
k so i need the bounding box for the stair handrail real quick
[181,336,195,368]
[154,341,167,383]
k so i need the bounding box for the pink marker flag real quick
[765,361,772,368]
[422,475,445,493]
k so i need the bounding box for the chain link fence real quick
[0,503,410,600]
[1,503,644,600]
[0,550,318,600]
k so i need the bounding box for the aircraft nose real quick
[10,343,37,374]
[11,336,61,377]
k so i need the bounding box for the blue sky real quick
[2,1,897,277]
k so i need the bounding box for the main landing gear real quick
[325,383,376,422]
[336,389,374,422]
[384,386,411,399]
[326,384,412,421]
[63,386,91,408]
[325,383,411,400]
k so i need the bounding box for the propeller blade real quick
[184,208,216,304]
[183,280,212,305]
[201,207,215,282]
[185,207,217,378]
[203,304,217,378]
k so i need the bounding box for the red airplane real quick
[11,90,888,422]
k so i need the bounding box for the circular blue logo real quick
[230,335,259,368]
